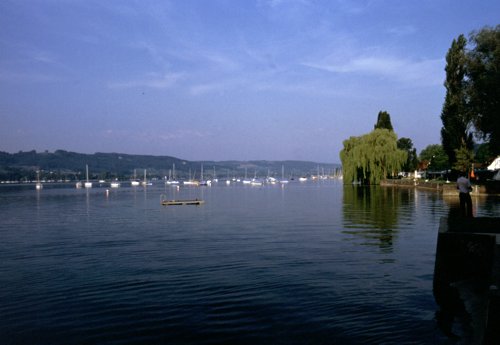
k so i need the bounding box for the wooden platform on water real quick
[161,199,204,206]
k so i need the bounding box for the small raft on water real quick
[160,194,204,206]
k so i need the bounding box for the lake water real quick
[1,180,499,344]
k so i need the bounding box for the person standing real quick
[457,173,473,217]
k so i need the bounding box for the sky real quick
[1,0,499,163]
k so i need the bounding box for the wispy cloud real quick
[108,72,184,89]
[329,0,371,15]
[303,55,444,86]
[32,50,58,64]
[101,128,211,143]
[189,82,228,96]
[133,41,171,69]
[386,25,417,37]
[0,70,63,83]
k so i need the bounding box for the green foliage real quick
[374,111,394,131]
[441,26,500,162]
[453,145,475,173]
[419,144,449,171]
[475,143,493,166]
[467,25,500,155]
[340,129,407,185]
[397,137,418,171]
[440,34,474,166]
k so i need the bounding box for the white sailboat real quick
[142,169,152,186]
[84,165,92,188]
[183,169,199,185]
[166,163,179,185]
[242,167,252,184]
[250,170,263,186]
[131,169,140,186]
[35,171,43,190]
[199,164,211,186]
[212,166,218,183]
[279,165,289,184]
[265,168,276,184]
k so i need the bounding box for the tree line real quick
[441,25,499,172]
[340,25,499,184]
[0,150,340,182]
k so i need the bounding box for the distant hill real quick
[0,150,341,182]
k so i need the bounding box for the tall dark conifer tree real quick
[440,35,474,166]
[374,111,394,131]
[397,137,418,172]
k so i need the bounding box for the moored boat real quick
[84,165,92,188]
[35,171,43,190]
[131,169,140,186]
[141,169,152,186]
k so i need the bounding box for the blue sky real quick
[1,0,498,163]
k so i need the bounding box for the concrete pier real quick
[433,217,500,344]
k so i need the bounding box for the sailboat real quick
[279,165,289,184]
[212,166,218,183]
[84,165,92,188]
[266,169,277,184]
[166,163,179,185]
[35,171,43,190]
[251,170,264,186]
[131,169,140,186]
[242,167,252,184]
[183,169,199,186]
[142,169,152,186]
[199,164,211,186]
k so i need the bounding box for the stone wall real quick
[381,179,500,196]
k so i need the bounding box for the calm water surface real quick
[1,181,499,344]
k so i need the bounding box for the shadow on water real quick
[342,185,412,252]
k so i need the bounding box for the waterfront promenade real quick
[381,178,500,196]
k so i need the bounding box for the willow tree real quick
[340,129,407,185]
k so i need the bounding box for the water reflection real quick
[342,185,412,251]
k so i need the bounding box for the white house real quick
[487,156,500,171]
